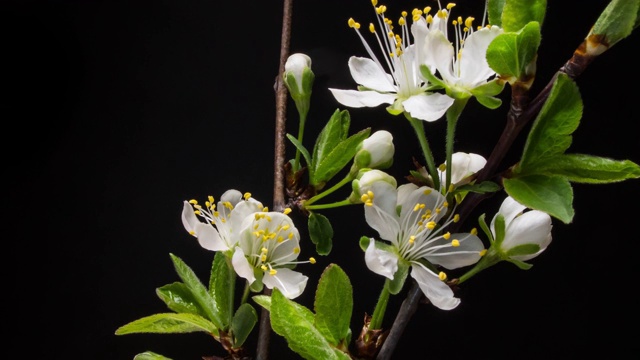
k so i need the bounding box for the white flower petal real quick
[458,26,502,86]
[181,201,200,235]
[447,152,487,185]
[491,196,527,234]
[263,268,308,299]
[364,240,398,279]
[402,92,454,122]
[329,88,396,108]
[194,223,227,251]
[425,233,484,269]
[232,246,256,284]
[410,263,460,310]
[503,210,552,261]
[425,30,456,84]
[365,203,401,243]
[348,56,396,92]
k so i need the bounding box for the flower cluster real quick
[182,190,314,299]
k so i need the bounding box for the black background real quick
[9,0,639,359]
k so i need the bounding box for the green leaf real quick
[477,213,494,243]
[312,109,351,176]
[115,313,218,335]
[169,253,222,329]
[133,352,173,360]
[503,175,574,224]
[312,128,371,186]
[527,154,640,184]
[591,0,640,49]
[486,22,541,83]
[518,74,582,170]
[252,294,272,311]
[487,0,506,27]
[308,212,334,255]
[506,243,541,257]
[501,0,546,32]
[270,289,349,360]
[156,282,204,316]
[209,251,234,329]
[287,133,313,171]
[507,258,534,270]
[230,303,258,348]
[314,264,353,346]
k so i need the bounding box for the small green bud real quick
[283,53,315,118]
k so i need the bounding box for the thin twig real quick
[256,0,294,359]
[375,281,422,360]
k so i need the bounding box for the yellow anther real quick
[208,195,214,203]
[413,203,421,211]
[244,192,251,200]
[426,221,436,230]
[260,254,267,262]
[435,207,441,214]
[413,14,420,21]
[367,190,374,198]
[398,17,406,26]
[439,271,447,281]
[409,235,416,244]
[365,200,374,206]
[426,14,433,23]
[254,213,262,220]
[189,199,198,205]
[188,230,195,235]
[452,19,458,26]
[283,208,292,215]
[424,6,431,13]
[266,215,272,222]
[277,236,284,242]
[288,233,294,239]
[438,163,447,172]
[261,265,268,271]
[447,3,456,10]
[465,16,474,28]
[453,214,460,223]
[282,225,290,231]
[348,18,361,29]
[309,257,316,264]
[213,211,220,217]
[223,201,233,209]
[194,210,202,216]
[193,204,202,210]
[471,227,478,235]
[262,206,269,212]
[269,269,277,275]
[479,249,487,256]
[361,194,369,203]
[457,16,462,24]
[451,239,460,247]
[437,9,447,19]
[293,247,300,254]
[443,232,451,240]
[401,11,407,17]
[371,0,377,6]
[261,247,268,253]
[443,201,449,208]
[423,189,432,195]
[369,23,375,33]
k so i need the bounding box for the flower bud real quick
[283,53,314,117]
[348,169,397,204]
[353,130,395,170]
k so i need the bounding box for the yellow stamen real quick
[261,265,267,271]
[283,208,292,215]
[269,269,277,275]
[348,18,361,29]
[309,257,316,264]
[423,189,432,195]
[479,249,487,256]
[453,214,460,223]
[443,232,451,240]
[465,16,474,28]
[439,271,447,281]
[447,3,456,10]
[260,254,267,262]
[451,239,460,247]
[244,192,251,200]
[426,221,436,230]
[409,235,416,244]
[471,227,478,235]
[189,199,198,205]
[293,247,300,254]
